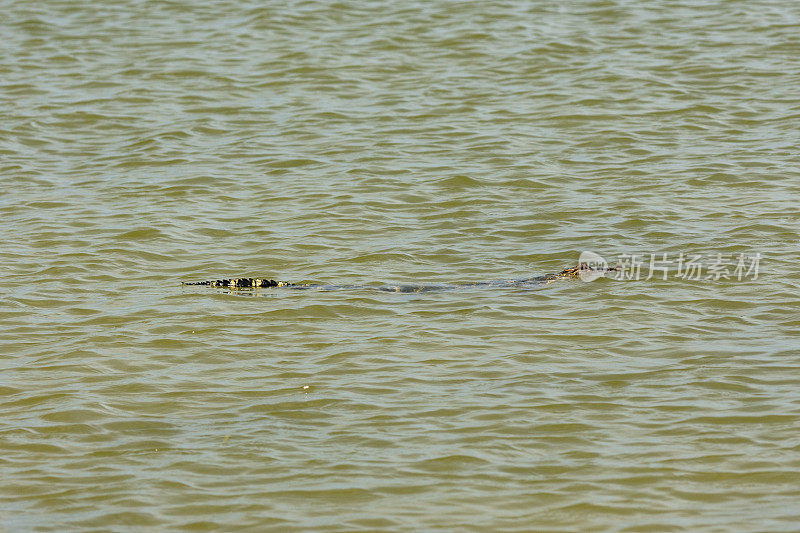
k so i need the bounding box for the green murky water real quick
[2,0,800,530]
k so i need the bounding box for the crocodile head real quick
[557,262,620,280]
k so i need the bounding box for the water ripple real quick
[3,0,800,530]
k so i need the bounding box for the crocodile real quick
[182,263,618,292]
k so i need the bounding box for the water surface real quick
[2,0,800,530]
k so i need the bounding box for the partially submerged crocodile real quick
[182,263,618,292]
